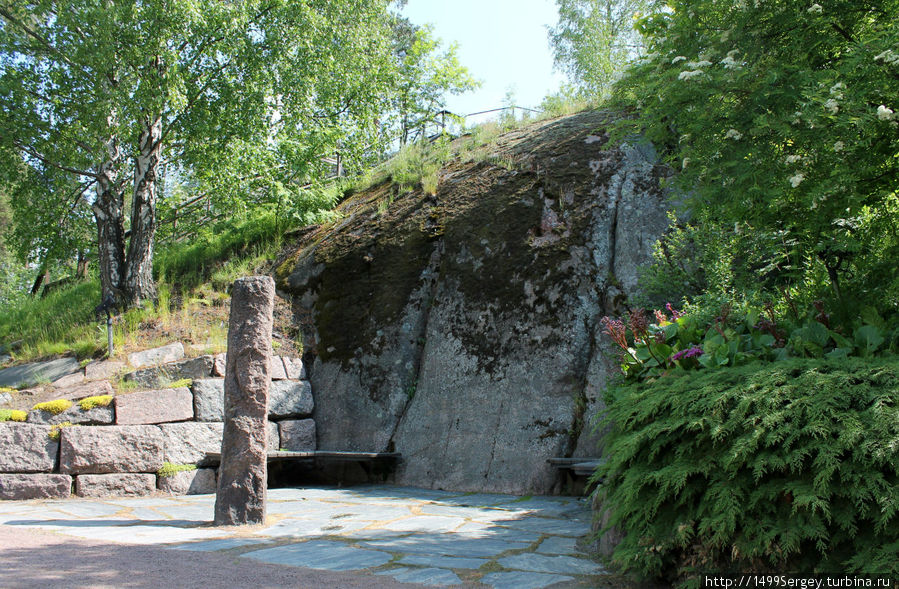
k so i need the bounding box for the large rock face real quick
[276,110,671,494]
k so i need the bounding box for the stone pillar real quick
[214,276,275,526]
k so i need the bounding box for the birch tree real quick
[0,0,396,307]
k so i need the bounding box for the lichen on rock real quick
[277,110,672,494]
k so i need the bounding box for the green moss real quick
[167,378,193,389]
[77,395,113,411]
[0,409,27,422]
[32,399,73,415]
[48,421,75,440]
[157,462,198,478]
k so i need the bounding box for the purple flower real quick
[665,303,683,320]
[671,346,703,361]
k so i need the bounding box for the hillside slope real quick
[276,110,671,494]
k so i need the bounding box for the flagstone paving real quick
[0,485,606,588]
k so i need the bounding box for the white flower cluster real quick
[789,173,805,188]
[687,60,712,68]
[830,82,845,99]
[678,70,705,81]
[874,49,899,66]
[807,3,823,13]
[672,56,687,64]
[824,99,839,114]
[721,50,742,70]
[878,105,895,121]
[833,141,845,152]
[725,129,743,140]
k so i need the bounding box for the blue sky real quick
[400,0,568,123]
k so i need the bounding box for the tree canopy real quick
[0,0,475,308]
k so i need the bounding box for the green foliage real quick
[154,212,285,291]
[0,409,27,422]
[77,395,113,411]
[612,0,899,322]
[548,0,657,96]
[157,462,198,478]
[0,280,102,361]
[390,21,480,145]
[595,357,899,584]
[604,302,897,382]
[32,399,73,415]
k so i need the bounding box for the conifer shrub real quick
[594,357,899,585]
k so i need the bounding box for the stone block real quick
[0,357,81,389]
[52,371,84,388]
[278,419,316,452]
[158,468,216,495]
[192,378,224,422]
[76,473,157,497]
[0,392,10,407]
[54,379,115,402]
[212,353,226,377]
[268,421,279,451]
[59,425,164,474]
[128,342,184,368]
[215,276,274,526]
[123,356,214,389]
[28,402,114,426]
[270,356,288,380]
[0,423,58,473]
[0,474,72,500]
[160,422,224,464]
[115,388,193,425]
[269,380,314,419]
[282,357,306,380]
[84,360,126,381]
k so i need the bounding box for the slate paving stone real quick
[52,501,125,518]
[361,534,531,558]
[494,497,589,518]
[437,493,515,507]
[497,553,605,575]
[497,516,592,537]
[399,553,489,570]
[241,540,392,571]
[378,567,463,586]
[452,522,543,543]
[379,515,467,533]
[536,535,583,555]
[61,524,224,545]
[173,538,269,552]
[480,571,576,589]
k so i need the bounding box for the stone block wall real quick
[0,347,314,500]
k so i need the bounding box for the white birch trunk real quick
[124,115,162,305]
[91,128,126,304]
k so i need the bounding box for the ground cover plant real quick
[593,357,899,586]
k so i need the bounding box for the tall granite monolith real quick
[214,276,274,526]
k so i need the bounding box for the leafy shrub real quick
[0,409,27,422]
[32,399,73,415]
[603,303,896,382]
[77,395,113,411]
[594,357,899,585]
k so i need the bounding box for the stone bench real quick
[547,457,604,477]
[205,450,402,481]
